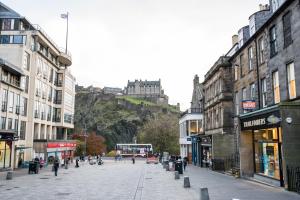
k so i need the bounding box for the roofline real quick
[229,0,294,62]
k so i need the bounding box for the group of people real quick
[168,155,189,171]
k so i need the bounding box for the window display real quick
[254,128,281,180]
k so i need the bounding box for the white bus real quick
[115,144,153,157]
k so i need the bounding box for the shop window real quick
[0,141,11,168]
[287,62,296,99]
[254,128,281,180]
[272,71,280,104]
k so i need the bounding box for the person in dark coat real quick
[75,158,79,168]
[53,158,59,176]
[183,157,188,171]
[132,156,135,164]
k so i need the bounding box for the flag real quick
[61,13,68,19]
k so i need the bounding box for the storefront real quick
[240,107,283,186]
[200,135,212,168]
[33,140,77,165]
[0,130,17,170]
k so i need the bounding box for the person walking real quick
[53,158,59,176]
[132,155,135,164]
[75,158,79,168]
[183,156,188,171]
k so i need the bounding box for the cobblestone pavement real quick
[0,159,299,200]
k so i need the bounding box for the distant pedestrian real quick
[132,156,135,164]
[75,158,79,168]
[183,157,188,171]
[53,158,59,176]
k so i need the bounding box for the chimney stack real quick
[232,35,238,46]
[259,4,269,11]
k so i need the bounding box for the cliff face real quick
[74,86,180,151]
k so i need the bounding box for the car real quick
[146,156,159,164]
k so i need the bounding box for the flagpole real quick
[65,12,69,54]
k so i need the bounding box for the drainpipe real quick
[254,38,261,109]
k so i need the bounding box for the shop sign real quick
[47,142,77,148]
[186,138,191,142]
[241,110,281,130]
[242,100,256,110]
[200,136,212,145]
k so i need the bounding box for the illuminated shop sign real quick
[241,110,281,130]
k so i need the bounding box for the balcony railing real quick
[54,99,62,104]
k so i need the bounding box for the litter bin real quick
[175,161,183,174]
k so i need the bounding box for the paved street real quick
[0,159,299,200]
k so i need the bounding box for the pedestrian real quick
[132,155,135,164]
[39,157,44,169]
[53,158,59,176]
[183,157,188,171]
[75,158,79,168]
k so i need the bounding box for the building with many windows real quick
[0,2,76,170]
[230,0,300,187]
[203,56,236,169]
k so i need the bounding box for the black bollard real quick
[200,188,209,200]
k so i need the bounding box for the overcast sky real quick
[3,0,269,110]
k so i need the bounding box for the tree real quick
[71,132,107,156]
[86,132,106,155]
[138,114,179,155]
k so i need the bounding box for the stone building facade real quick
[203,56,235,163]
[124,79,168,105]
[230,0,300,187]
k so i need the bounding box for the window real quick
[250,83,256,100]
[235,92,239,116]
[283,11,292,47]
[240,54,244,77]
[15,94,20,114]
[258,37,265,64]
[7,118,13,130]
[270,26,278,57]
[23,52,30,70]
[14,119,18,133]
[8,91,14,113]
[234,65,239,81]
[287,62,296,99]
[13,35,24,44]
[2,19,13,30]
[0,35,10,44]
[261,78,267,108]
[242,88,247,113]
[20,97,27,116]
[0,117,6,129]
[248,46,253,71]
[242,88,247,100]
[1,89,8,111]
[273,71,280,104]
[20,121,26,140]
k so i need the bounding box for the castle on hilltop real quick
[124,79,169,105]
